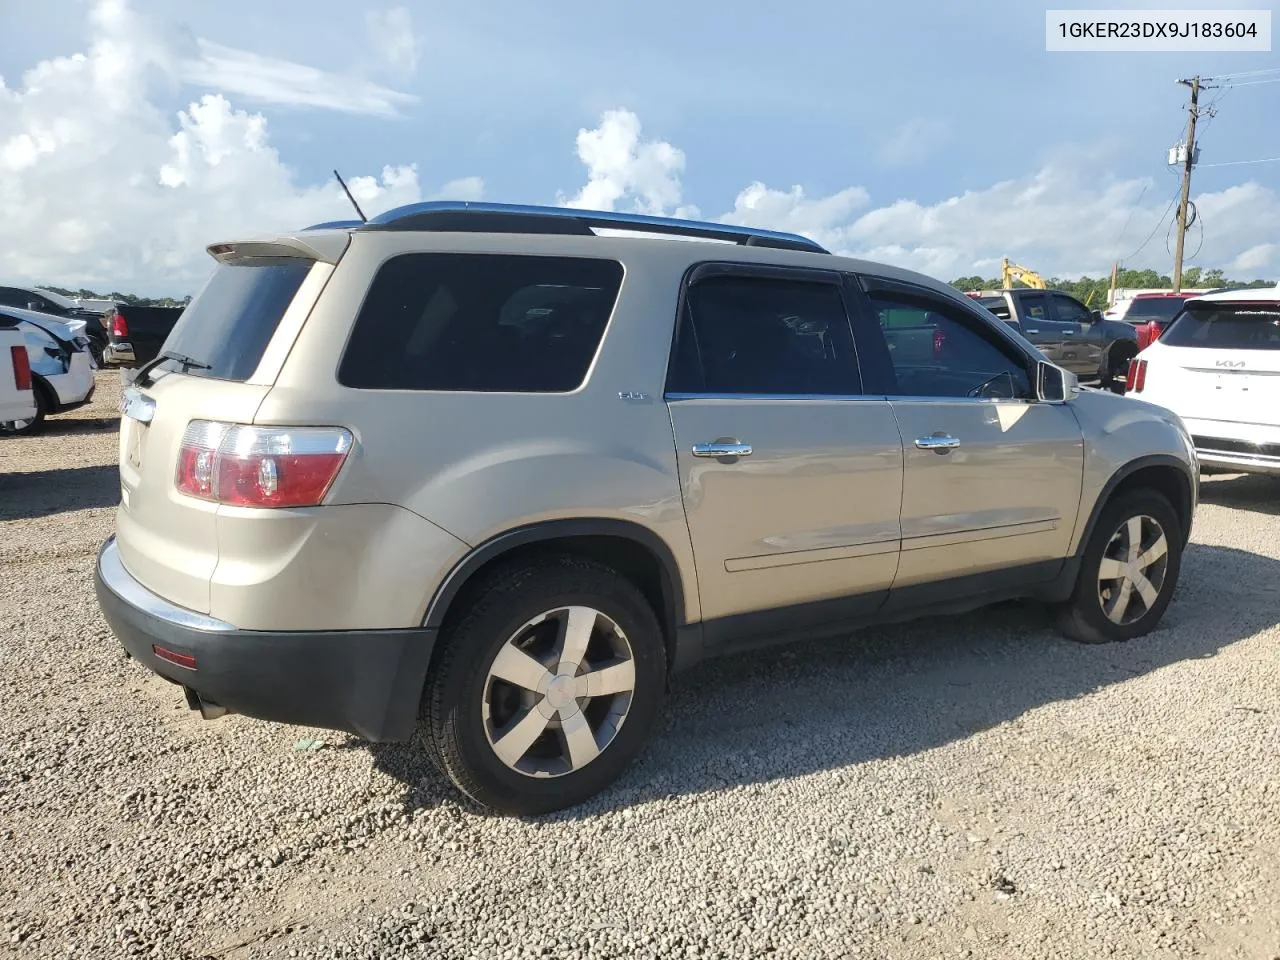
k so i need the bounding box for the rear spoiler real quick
[205,231,351,266]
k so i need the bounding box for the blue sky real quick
[1,0,1277,293]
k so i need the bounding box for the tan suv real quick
[95,202,1199,814]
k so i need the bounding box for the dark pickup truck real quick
[970,289,1139,391]
[102,304,185,368]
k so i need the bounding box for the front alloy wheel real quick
[1056,489,1183,644]
[1096,515,1169,626]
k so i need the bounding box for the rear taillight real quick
[10,346,31,391]
[110,310,128,338]
[1125,358,1148,393]
[933,327,946,357]
[175,421,353,508]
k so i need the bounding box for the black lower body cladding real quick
[94,536,436,742]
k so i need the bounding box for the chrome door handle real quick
[692,441,752,458]
[1025,328,1039,334]
[914,434,960,451]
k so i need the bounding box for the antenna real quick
[333,169,367,223]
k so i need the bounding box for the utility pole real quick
[1171,76,1201,292]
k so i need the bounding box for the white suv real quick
[1126,286,1280,475]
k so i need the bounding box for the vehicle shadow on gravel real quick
[1199,473,1280,517]
[37,416,121,437]
[0,465,120,519]
[368,542,1278,819]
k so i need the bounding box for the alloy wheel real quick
[482,605,636,778]
[1096,514,1169,625]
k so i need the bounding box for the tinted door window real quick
[1018,293,1050,324]
[339,254,623,392]
[866,292,1032,399]
[1049,294,1092,325]
[666,275,860,395]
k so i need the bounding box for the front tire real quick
[1055,490,1183,644]
[424,556,666,815]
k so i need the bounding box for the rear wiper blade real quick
[133,350,210,387]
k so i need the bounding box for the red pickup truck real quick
[1111,292,1200,350]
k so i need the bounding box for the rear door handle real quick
[914,434,960,451]
[692,441,753,458]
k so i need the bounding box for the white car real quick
[0,306,97,434]
[0,320,37,426]
[1126,286,1280,475]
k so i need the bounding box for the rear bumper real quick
[103,342,136,366]
[94,535,436,742]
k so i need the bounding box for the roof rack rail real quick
[353,201,828,253]
[302,219,365,231]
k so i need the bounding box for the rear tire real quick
[424,555,666,815]
[1055,490,1182,644]
[0,382,49,435]
[1102,343,1136,394]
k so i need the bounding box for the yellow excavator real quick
[1002,257,1095,306]
[1001,257,1047,290]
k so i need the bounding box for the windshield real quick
[1160,302,1280,350]
[160,258,312,381]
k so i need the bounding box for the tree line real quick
[950,267,1276,305]
[42,286,192,308]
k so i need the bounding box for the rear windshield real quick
[338,253,624,392]
[977,296,1012,320]
[1160,302,1280,350]
[161,258,312,381]
[1125,298,1189,322]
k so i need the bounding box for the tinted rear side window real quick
[977,296,1011,320]
[338,254,623,392]
[163,258,311,381]
[1161,303,1280,350]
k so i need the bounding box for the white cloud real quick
[1231,242,1278,274]
[721,164,1280,280]
[0,0,469,294]
[877,118,952,166]
[721,182,870,247]
[365,8,420,78]
[561,109,698,218]
[182,40,418,118]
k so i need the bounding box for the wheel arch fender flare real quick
[29,372,59,412]
[1075,454,1196,556]
[422,518,690,640]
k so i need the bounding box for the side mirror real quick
[1035,360,1078,403]
[27,301,42,311]
[1090,309,1104,323]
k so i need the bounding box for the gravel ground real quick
[2,370,1280,960]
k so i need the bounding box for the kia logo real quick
[1215,360,1245,368]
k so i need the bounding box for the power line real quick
[1111,181,1149,258]
[1218,77,1280,88]
[1203,66,1280,81]
[1122,185,1181,263]
[1199,155,1280,168]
